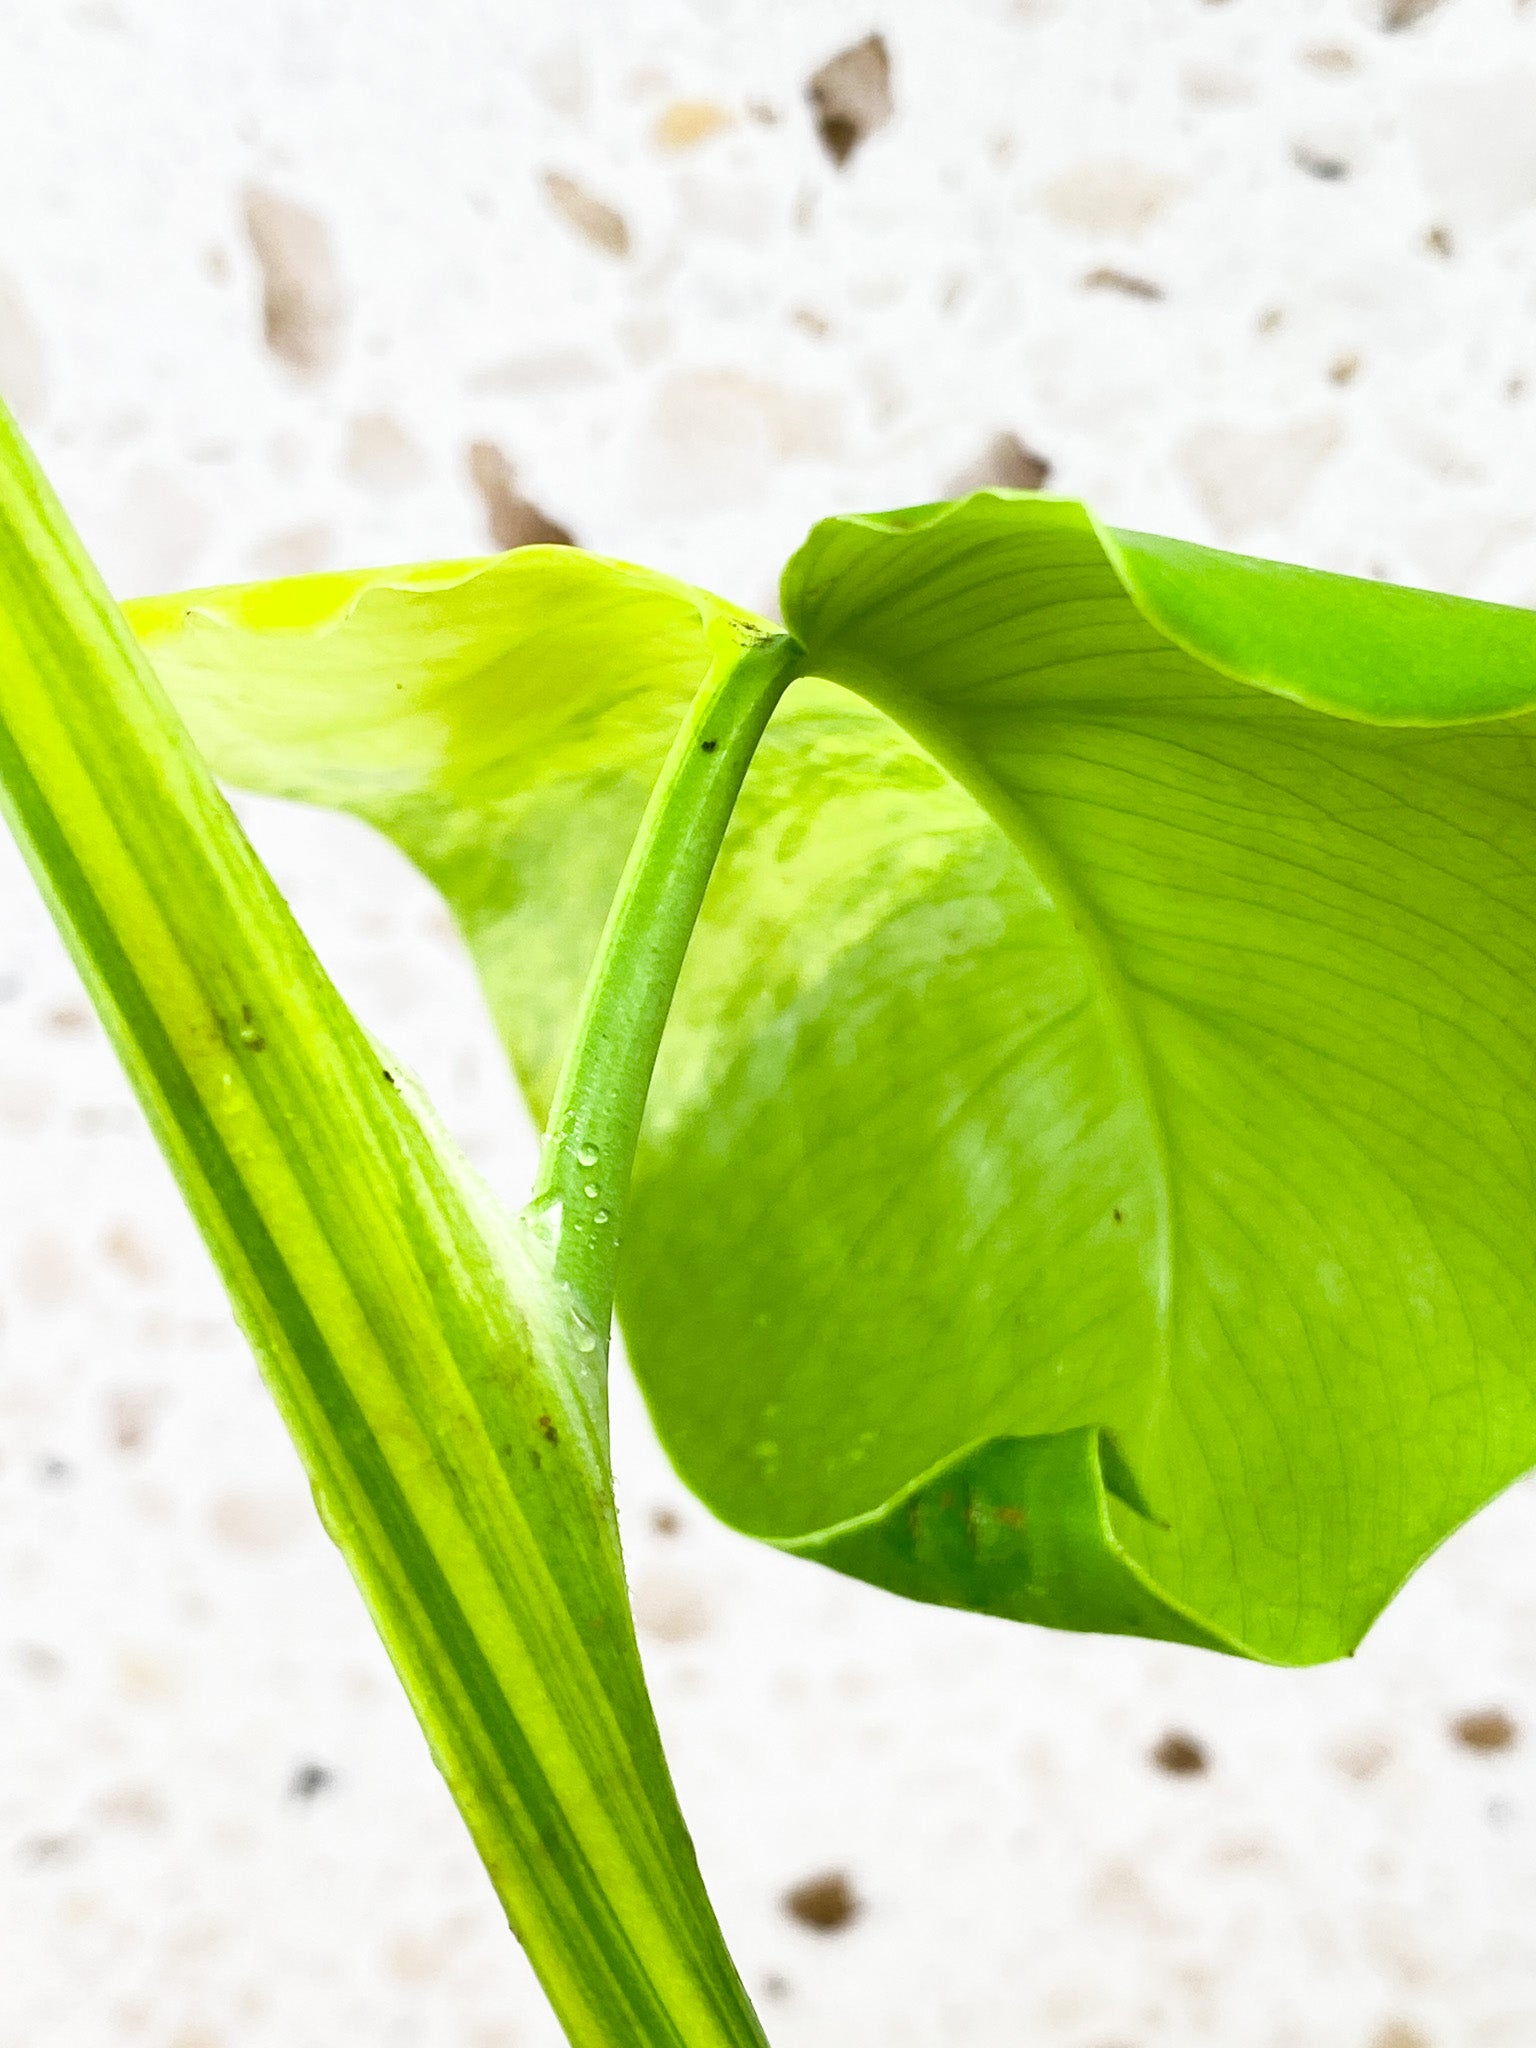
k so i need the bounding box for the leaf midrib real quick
[816,662,1180,1455]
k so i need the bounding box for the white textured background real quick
[4,4,1536,2045]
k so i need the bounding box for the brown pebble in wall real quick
[947,431,1053,497]
[1151,1730,1209,1776]
[540,171,630,257]
[807,36,893,167]
[466,442,574,551]
[1381,0,1445,30]
[241,187,344,376]
[1084,266,1165,300]
[1450,1708,1518,1754]
[783,1870,860,1932]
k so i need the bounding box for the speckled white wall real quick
[4,4,1536,2046]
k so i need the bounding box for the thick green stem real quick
[0,405,787,2048]
[528,628,803,1335]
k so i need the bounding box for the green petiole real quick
[528,625,803,1340]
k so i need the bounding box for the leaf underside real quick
[129,492,1536,1666]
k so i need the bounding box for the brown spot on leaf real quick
[241,187,344,375]
[1152,1730,1209,1776]
[1451,1707,1518,1753]
[541,171,630,256]
[807,35,893,167]
[783,1870,859,1932]
[947,431,1052,497]
[467,442,574,551]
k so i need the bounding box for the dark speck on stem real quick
[701,739,718,753]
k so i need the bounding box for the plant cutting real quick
[5,390,1536,2041]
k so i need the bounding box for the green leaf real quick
[785,1429,1231,1653]
[129,491,1536,1666]
[0,406,768,2048]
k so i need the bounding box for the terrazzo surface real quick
[4,3,1536,2044]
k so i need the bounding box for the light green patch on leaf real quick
[130,490,1536,1666]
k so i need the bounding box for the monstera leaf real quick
[127,492,1536,1667]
